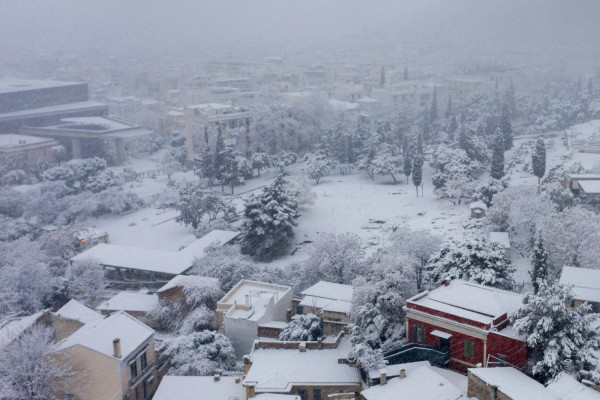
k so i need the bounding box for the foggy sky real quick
[1,0,599,62]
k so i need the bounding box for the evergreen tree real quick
[530,231,549,294]
[445,95,453,119]
[214,126,225,186]
[412,152,423,196]
[490,128,505,180]
[429,85,438,122]
[447,113,458,140]
[532,138,546,184]
[402,136,412,184]
[199,146,215,187]
[499,102,513,150]
[242,175,300,260]
[403,67,409,81]
[379,66,385,87]
[221,147,244,194]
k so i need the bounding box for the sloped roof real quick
[0,311,45,349]
[547,372,600,400]
[97,291,158,313]
[55,299,103,324]
[560,266,600,303]
[157,275,220,293]
[301,281,354,303]
[58,311,153,359]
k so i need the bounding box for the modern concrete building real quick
[0,133,58,169]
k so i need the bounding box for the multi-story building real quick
[184,103,251,162]
[404,279,527,373]
[55,310,158,400]
[0,133,58,170]
[217,280,293,357]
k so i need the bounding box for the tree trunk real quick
[390,173,396,184]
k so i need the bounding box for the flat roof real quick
[219,280,291,322]
[0,133,56,148]
[0,100,106,121]
[153,376,245,400]
[97,291,158,313]
[0,78,82,94]
[301,281,354,303]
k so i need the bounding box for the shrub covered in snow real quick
[279,313,322,341]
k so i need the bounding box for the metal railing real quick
[384,343,450,367]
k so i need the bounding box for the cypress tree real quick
[445,95,453,119]
[380,66,385,87]
[499,102,513,150]
[530,232,549,294]
[412,154,423,197]
[532,138,546,184]
[402,136,412,184]
[490,128,505,180]
[429,86,438,122]
[214,126,225,185]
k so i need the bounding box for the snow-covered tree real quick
[427,235,515,289]
[499,102,513,150]
[67,258,107,308]
[273,151,298,174]
[286,175,317,207]
[199,146,216,187]
[303,154,330,184]
[162,330,238,376]
[300,232,364,287]
[402,136,412,184]
[530,232,549,294]
[175,182,236,229]
[0,325,76,400]
[250,152,271,177]
[371,143,402,184]
[242,175,300,260]
[532,138,546,184]
[214,127,226,184]
[279,313,322,341]
[542,182,576,212]
[429,85,438,122]
[48,145,67,165]
[511,282,600,383]
[472,178,508,207]
[490,128,505,180]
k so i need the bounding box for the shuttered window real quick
[464,340,474,359]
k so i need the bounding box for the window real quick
[140,352,147,371]
[298,389,307,400]
[135,386,141,400]
[570,300,576,308]
[313,389,321,400]
[143,380,148,399]
[130,360,138,379]
[464,340,474,359]
[412,324,426,343]
[497,354,507,367]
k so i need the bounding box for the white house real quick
[217,280,293,357]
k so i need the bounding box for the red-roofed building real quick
[403,280,527,373]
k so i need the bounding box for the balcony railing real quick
[129,360,155,387]
[383,343,450,367]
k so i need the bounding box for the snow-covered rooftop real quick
[58,311,153,359]
[55,299,103,324]
[579,180,600,194]
[70,230,240,275]
[0,133,56,148]
[157,275,220,293]
[252,394,300,400]
[468,367,559,400]
[547,372,600,400]
[0,78,82,94]
[299,296,352,314]
[301,281,354,303]
[97,291,158,313]
[559,266,600,303]
[153,376,245,400]
[244,339,360,392]
[489,232,510,248]
[59,116,132,131]
[367,361,430,380]
[220,280,292,322]
[407,280,524,325]
[0,311,45,349]
[0,100,106,120]
[362,365,465,400]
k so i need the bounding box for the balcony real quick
[129,360,155,388]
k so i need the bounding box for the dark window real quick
[130,360,138,379]
[464,340,474,359]
[313,389,321,400]
[135,386,141,400]
[497,354,507,367]
[570,300,576,308]
[140,352,147,371]
[412,324,426,343]
[143,380,148,399]
[298,389,307,400]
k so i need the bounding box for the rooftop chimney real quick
[444,277,451,287]
[214,375,220,382]
[113,338,122,358]
[379,369,387,385]
[299,342,306,352]
[399,369,406,379]
[235,377,241,384]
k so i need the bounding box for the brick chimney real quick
[399,369,406,379]
[113,338,122,358]
[214,375,220,382]
[235,377,241,384]
[444,277,451,287]
[379,369,387,385]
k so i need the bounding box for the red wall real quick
[487,331,527,371]
[407,302,490,330]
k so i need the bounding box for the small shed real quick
[470,201,487,219]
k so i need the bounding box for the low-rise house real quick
[70,230,239,286]
[299,281,353,336]
[0,133,58,170]
[243,337,361,400]
[53,299,103,341]
[153,375,246,400]
[361,363,466,400]
[55,311,158,400]
[404,279,527,373]
[578,180,600,203]
[217,280,293,357]
[559,266,600,312]
[0,310,49,350]
[467,367,559,400]
[488,232,511,262]
[547,372,600,400]
[97,291,158,325]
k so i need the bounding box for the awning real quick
[431,329,453,340]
